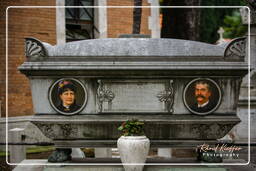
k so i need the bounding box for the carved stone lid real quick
[19,37,248,77]
[42,38,225,57]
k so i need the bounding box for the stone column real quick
[148,0,160,38]
[235,5,256,143]
[9,128,26,163]
[94,0,107,38]
[56,0,66,45]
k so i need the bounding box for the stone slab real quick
[15,158,256,171]
[102,80,167,113]
[13,159,46,171]
[44,166,123,171]
[13,160,228,171]
[44,166,227,171]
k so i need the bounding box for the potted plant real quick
[117,119,150,171]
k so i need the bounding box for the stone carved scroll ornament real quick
[224,37,246,61]
[25,37,48,61]
[35,123,56,139]
[97,80,115,112]
[156,80,174,113]
[59,124,77,138]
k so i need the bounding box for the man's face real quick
[195,83,211,105]
[60,90,75,106]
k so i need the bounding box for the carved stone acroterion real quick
[25,37,47,61]
[224,37,246,61]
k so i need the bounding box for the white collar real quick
[63,104,70,109]
[198,101,209,108]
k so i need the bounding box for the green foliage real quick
[222,11,247,39]
[0,146,54,157]
[199,0,246,43]
[118,119,145,136]
[26,146,55,154]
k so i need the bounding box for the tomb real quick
[19,37,247,157]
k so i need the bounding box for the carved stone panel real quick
[97,80,174,113]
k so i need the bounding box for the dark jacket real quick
[57,104,80,113]
[190,101,217,113]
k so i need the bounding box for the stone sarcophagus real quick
[19,37,248,148]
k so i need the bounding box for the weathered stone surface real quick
[44,38,225,57]
[25,38,48,61]
[30,114,240,147]
[99,79,172,113]
[224,37,246,61]
[19,38,247,77]
[29,78,242,115]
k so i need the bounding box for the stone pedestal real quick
[9,128,26,164]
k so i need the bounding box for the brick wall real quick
[0,0,152,117]
[0,1,56,117]
[0,2,6,117]
[107,0,151,38]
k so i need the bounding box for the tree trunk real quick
[132,0,142,34]
[161,0,201,40]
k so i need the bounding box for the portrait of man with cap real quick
[57,80,80,113]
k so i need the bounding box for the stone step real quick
[14,159,228,171]
[16,159,251,171]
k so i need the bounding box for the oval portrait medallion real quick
[183,78,222,115]
[49,78,88,115]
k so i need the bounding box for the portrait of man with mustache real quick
[190,80,218,113]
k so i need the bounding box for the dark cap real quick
[58,80,76,95]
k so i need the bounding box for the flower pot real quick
[117,136,150,171]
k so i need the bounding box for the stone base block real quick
[13,160,229,171]
[44,166,227,171]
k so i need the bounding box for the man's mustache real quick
[196,95,205,99]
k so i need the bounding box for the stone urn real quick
[117,136,150,171]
